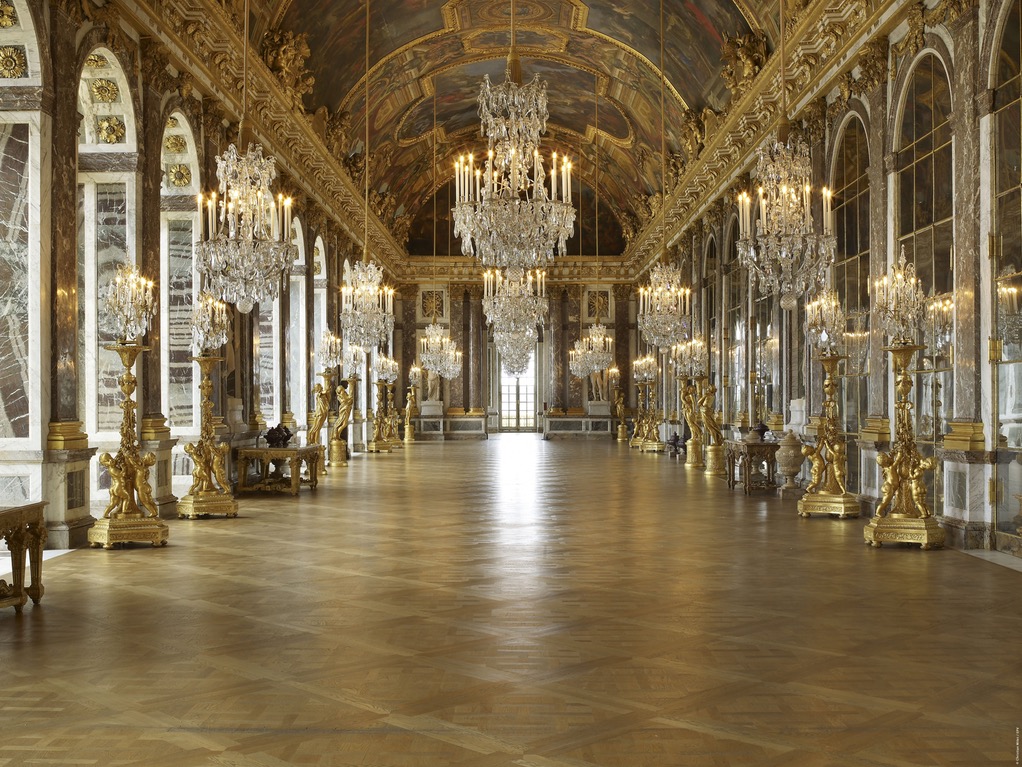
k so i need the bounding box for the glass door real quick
[500,351,536,431]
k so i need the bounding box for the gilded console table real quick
[237,446,322,496]
[0,501,46,613]
[724,439,780,494]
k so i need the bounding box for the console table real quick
[237,446,322,496]
[0,502,46,613]
[724,439,780,494]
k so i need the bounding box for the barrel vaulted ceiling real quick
[245,0,779,258]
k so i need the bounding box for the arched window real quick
[993,0,1022,536]
[289,219,308,426]
[832,115,870,491]
[896,53,954,450]
[724,228,746,427]
[76,49,139,493]
[159,111,200,432]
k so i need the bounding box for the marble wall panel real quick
[0,124,30,439]
[166,219,194,428]
[96,183,128,432]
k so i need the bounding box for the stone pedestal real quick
[704,444,725,477]
[42,446,97,548]
[587,400,611,417]
[617,422,628,442]
[686,437,704,468]
[420,399,444,417]
[329,438,348,467]
[139,436,179,520]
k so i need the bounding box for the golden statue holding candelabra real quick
[404,366,420,443]
[88,265,170,548]
[178,293,237,520]
[863,249,945,549]
[330,378,354,466]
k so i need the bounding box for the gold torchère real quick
[384,382,400,448]
[404,383,418,443]
[613,385,627,442]
[312,368,336,472]
[640,381,665,453]
[629,381,645,448]
[863,345,945,548]
[178,355,237,519]
[797,354,859,518]
[88,342,169,548]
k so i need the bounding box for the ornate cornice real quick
[115,0,407,277]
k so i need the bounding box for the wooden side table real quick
[724,439,780,494]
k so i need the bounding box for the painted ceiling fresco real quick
[262,0,777,257]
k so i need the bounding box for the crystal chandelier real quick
[343,344,366,379]
[104,263,156,342]
[670,335,707,378]
[484,266,547,376]
[340,260,394,350]
[805,289,845,354]
[340,0,395,355]
[191,291,230,354]
[494,326,537,377]
[418,91,464,384]
[569,322,614,379]
[926,296,954,356]
[873,246,925,345]
[195,0,296,315]
[735,0,835,312]
[638,263,691,349]
[451,0,575,271]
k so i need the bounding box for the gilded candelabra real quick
[863,345,945,548]
[178,293,236,519]
[629,381,645,448]
[178,355,237,519]
[864,249,944,548]
[797,354,859,518]
[367,379,392,453]
[640,380,665,453]
[88,265,169,548]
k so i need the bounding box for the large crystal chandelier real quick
[633,353,659,383]
[451,0,575,270]
[495,326,537,377]
[484,266,547,376]
[195,0,296,314]
[373,352,399,384]
[340,0,395,354]
[736,0,835,312]
[639,263,691,349]
[569,322,614,380]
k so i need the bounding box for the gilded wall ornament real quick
[167,164,192,187]
[891,3,925,80]
[97,116,126,144]
[90,78,120,103]
[313,260,322,276]
[0,1,18,28]
[85,53,109,68]
[421,290,444,319]
[166,116,179,130]
[720,31,767,101]
[0,46,26,79]
[587,290,609,320]
[163,135,187,154]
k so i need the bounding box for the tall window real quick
[994,0,1022,537]
[160,112,199,431]
[832,116,870,492]
[289,220,308,425]
[895,52,954,514]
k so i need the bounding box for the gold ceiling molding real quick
[117,0,407,276]
[621,0,924,276]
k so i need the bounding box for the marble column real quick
[546,289,566,413]
[863,80,892,442]
[137,40,178,518]
[566,285,583,410]
[41,4,97,547]
[613,284,632,406]
[448,286,466,411]
[468,285,484,412]
[945,5,985,451]
[279,272,294,428]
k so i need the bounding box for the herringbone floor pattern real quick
[2,436,1021,766]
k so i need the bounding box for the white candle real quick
[551,153,557,200]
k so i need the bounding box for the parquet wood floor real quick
[3,436,1021,766]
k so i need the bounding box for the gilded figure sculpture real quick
[307,383,329,444]
[681,383,702,443]
[614,387,625,423]
[405,384,418,429]
[331,381,353,441]
[698,384,722,446]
